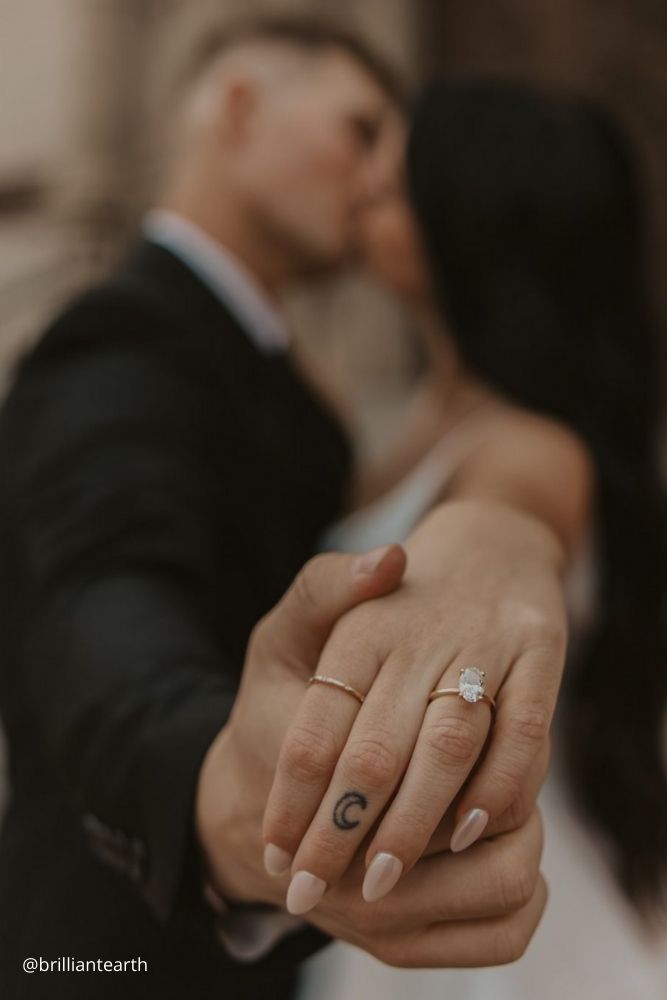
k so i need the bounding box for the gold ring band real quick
[428,688,496,713]
[308,675,365,705]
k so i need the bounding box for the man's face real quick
[234,51,392,274]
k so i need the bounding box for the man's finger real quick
[375,873,549,969]
[320,808,545,934]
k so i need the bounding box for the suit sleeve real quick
[1,295,242,922]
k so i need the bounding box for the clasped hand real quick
[198,501,566,967]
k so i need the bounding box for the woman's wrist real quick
[408,498,567,578]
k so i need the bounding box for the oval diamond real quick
[459,667,485,703]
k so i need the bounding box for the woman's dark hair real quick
[407,79,667,914]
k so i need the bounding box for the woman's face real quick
[359,120,433,303]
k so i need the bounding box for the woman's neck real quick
[411,301,496,430]
[352,302,503,510]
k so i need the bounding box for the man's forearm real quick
[24,573,235,920]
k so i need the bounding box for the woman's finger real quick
[262,649,380,876]
[261,544,407,878]
[357,652,501,899]
[449,639,563,849]
[282,645,502,913]
[277,647,440,912]
[423,736,550,855]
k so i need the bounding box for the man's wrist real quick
[195,723,244,901]
[195,721,278,907]
[195,725,307,963]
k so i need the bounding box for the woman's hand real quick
[198,539,549,970]
[262,500,567,914]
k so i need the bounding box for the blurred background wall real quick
[1,0,667,432]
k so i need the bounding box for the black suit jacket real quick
[0,240,352,998]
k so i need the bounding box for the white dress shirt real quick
[143,209,289,353]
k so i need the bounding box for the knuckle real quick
[506,706,551,751]
[493,922,529,965]
[292,557,325,614]
[361,892,399,935]
[488,761,524,804]
[424,715,479,770]
[247,613,271,660]
[492,742,526,802]
[344,735,401,792]
[281,724,338,785]
[502,794,529,833]
[347,898,381,937]
[344,891,397,940]
[303,827,354,869]
[368,938,393,965]
[496,858,536,913]
[374,936,413,968]
[329,605,379,656]
[525,616,567,654]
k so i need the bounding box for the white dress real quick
[297,418,667,1000]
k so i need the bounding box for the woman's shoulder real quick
[483,404,592,472]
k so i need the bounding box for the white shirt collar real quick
[143,209,289,354]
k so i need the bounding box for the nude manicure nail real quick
[362,852,403,903]
[286,871,327,915]
[450,808,489,853]
[264,843,292,876]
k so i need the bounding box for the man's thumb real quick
[254,544,406,669]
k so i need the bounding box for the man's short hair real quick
[182,14,406,107]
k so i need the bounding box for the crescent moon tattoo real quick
[333,791,368,831]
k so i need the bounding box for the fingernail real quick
[264,843,292,876]
[286,871,327,915]
[450,808,489,853]
[353,545,392,577]
[362,852,403,903]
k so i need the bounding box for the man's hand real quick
[306,809,548,968]
[300,737,550,968]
